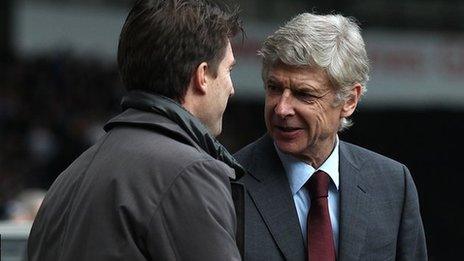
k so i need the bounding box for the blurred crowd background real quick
[1,0,463,259]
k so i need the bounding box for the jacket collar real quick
[104,91,245,179]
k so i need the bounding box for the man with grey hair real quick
[235,13,427,260]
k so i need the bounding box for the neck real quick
[181,95,198,118]
[300,135,337,169]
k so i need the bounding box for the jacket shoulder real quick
[340,141,405,170]
[340,140,415,201]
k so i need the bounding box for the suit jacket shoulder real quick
[340,140,404,170]
[338,140,412,202]
[337,140,427,260]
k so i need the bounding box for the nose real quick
[274,89,295,118]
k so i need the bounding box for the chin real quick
[211,124,222,137]
[274,138,303,156]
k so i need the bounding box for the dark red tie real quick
[306,170,336,261]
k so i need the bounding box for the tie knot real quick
[307,170,329,199]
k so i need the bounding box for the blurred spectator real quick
[5,189,46,223]
[27,124,58,164]
[0,54,123,218]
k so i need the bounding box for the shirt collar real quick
[275,136,340,195]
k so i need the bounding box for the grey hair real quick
[259,13,370,131]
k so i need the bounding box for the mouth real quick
[273,125,304,139]
[276,126,302,132]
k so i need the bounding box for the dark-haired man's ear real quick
[192,62,209,95]
[341,83,362,118]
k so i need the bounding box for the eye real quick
[266,84,283,94]
[293,90,319,103]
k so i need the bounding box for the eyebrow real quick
[266,78,280,85]
[294,83,320,92]
[267,77,320,92]
[267,75,279,81]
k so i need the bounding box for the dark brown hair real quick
[117,0,242,102]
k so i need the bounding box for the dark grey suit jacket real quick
[234,134,427,261]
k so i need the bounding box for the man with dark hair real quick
[27,1,244,260]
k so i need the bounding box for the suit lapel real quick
[245,135,306,260]
[338,142,370,260]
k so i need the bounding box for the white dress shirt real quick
[275,137,340,254]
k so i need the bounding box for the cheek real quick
[304,104,339,138]
[312,103,328,123]
[224,76,231,88]
[218,76,229,95]
[297,106,323,132]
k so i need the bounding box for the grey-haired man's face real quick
[263,63,350,161]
